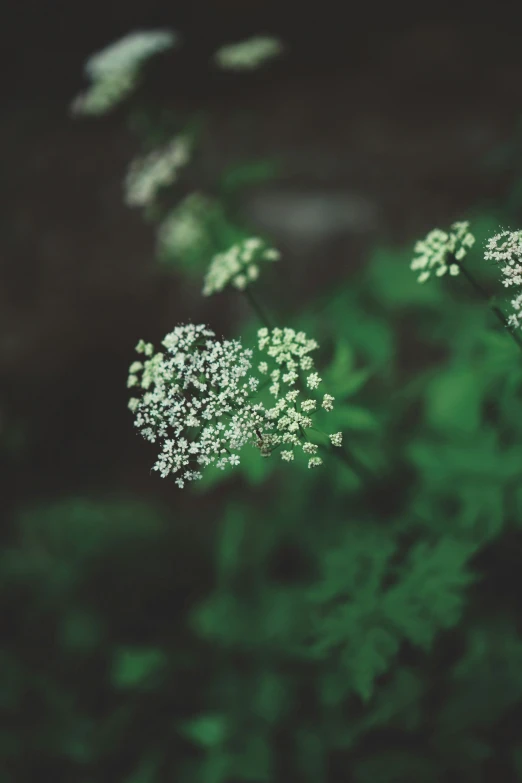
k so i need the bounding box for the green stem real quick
[453,257,522,352]
[242,287,275,330]
[328,443,376,485]
[308,425,376,485]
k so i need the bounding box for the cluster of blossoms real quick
[71,30,176,116]
[128,324,342,487]
[484,228,522,329]
[255,327,342,467]
[203,237,280,296]
[127,324,265,488]
[213,36,283,71]
[157,193,218,262]
[124,135,191,207]
[410,221,475,283]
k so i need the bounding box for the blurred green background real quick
[3,4,522,781]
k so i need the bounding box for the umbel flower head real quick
[213,36,283,71]
[484,228,522,287]
[71,29,177,116]
[124,135,191,207]
[128,324,342,487]
[410,221,475,283]
[485,228,522,329]
[202,237,280,296]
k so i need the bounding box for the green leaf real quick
[179,714,227,748]
[124,751,162,783]
[111,647,167,690]
[333,405,379,431]
[231,734,273,782]
[383,538,477,650]
[219,158,280,196]
[253,671,290,724]
[425,366,482,434]
[217,505,246,583]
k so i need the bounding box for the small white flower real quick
[307,373,322,390]
[213,36,283,71]
[410,221,475,283]
[281,450,294,461]
[321,394,335,411]
[308,457,323,469]
[485,229,522,288]
[203,237,280,296]
[329,432,343,447]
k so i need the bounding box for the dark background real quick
[3,3,522,781]
[3,3,522,518]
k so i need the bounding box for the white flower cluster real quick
[128,324,342,485]
[203,237,280,296]
[255,327,342,469]
[485,228,522,329]
[157,193,214,260]
[128,324,265,488]
[71,30,177,116]
[410,221,475,283]
[213,36,283,71]
[124,136,191,207]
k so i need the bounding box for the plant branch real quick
[453,257,522,352]
[242,287,275,330]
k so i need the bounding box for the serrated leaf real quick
[383,538,477,650]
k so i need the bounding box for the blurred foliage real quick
[7,203,522,777]
[7,35,522,783]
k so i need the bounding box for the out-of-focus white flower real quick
[124,135,191,207]
[156,193,222,270]
[71,29,177,116]
[410,221,475,283]
[213,36,283,71]
[203,237,280,296]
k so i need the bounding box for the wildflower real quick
[255,327,341,464]
[307,373,322,390]
[485,229,522,287]
[203,237,280,296]
[213,36,283,71]
[322,394,335,411]
[71,29,177,116]
[125,136,191,207]
[410,221,475,283]
[330,432,343,447]
[128,324,343,484]
[128,324,265,486]
[508,292,522,329]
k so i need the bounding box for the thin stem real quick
[454,257,522,352]
[329,443,376,485]
[242,287,275,330]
